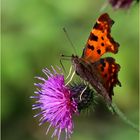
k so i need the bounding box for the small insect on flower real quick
[31,66,78,140]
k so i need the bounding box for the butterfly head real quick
[71,55,80,71]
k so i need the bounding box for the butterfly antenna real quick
[63,27,77,55]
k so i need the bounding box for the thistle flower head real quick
[31,66,78,140]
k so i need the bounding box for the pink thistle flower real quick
[31,66,78,140]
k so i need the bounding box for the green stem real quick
[111,102,139,132]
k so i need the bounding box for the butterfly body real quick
[72,55,121,102]
[71,13,121,102]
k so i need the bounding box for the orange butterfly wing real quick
[82,13,119,63]
[94,57,121,98]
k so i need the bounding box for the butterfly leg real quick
[66,66,73,80]
[79,85,87,101]
[79,81,89,101]
[66,71,75,86]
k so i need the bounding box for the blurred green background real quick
[2,0,139,140]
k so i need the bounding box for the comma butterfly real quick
[71,13,121,103]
